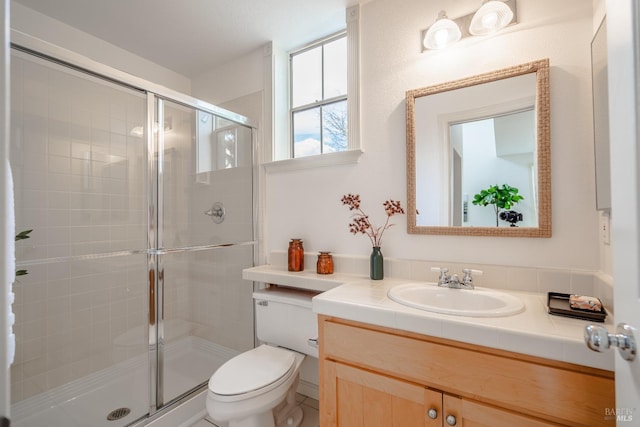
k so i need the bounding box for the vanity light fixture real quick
[469,0,514,35]
[423,11,462,50]
[421,0,516,51]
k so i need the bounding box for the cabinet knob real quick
[427,408,438,419]
[446,414,457,426]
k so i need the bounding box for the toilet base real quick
[273,380,303,427]
[208,371,304,427]
[277,406,302,427]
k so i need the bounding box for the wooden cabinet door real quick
[322,360,429,427]
[442,394,557,427]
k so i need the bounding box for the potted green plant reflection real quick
[15,229,32,277]
[472,184,524,227]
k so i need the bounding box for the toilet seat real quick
[208,345,297,403]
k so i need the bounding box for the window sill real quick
[263,149,364,173]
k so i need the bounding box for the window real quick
[290,33,347,158]
[265,5,360,170]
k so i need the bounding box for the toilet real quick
[206,287,318,427]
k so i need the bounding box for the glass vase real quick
[370,246,383,280]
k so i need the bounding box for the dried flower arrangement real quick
[340,194,405,247]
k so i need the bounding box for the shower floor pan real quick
[11,336,238,427]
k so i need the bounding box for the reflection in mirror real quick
[451,108,537,227]
[406,59,551,237]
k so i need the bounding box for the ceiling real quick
[12,0,363,77]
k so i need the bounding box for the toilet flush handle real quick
[308,337,319,348]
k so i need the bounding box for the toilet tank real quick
[253,288,318,358]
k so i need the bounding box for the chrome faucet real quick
[431,267,483,290]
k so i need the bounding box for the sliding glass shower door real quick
[10,48,256,427]
[154,99,255,406]
[10,50,151,426]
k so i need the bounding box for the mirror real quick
[591,18,610,211]
[406,59,551,237]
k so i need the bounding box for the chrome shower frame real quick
[10,30,258,425]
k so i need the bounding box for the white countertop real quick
[243,264,349,292]
[244,265,615,371]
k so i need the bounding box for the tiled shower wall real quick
[10,51,257,404]
[10,52,149,402]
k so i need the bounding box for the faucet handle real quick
[462,269,483,286]
[431,267,450,286]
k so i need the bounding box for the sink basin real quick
[388,283,525,317]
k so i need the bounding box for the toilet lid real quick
[208,345,296,396]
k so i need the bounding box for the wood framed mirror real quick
[406,59,551,237]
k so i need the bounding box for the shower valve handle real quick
[205,202,225,224]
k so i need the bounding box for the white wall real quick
[258,0,599,270]
[8,0,603,273]
[191,47,265,106]
[10,2,191,94]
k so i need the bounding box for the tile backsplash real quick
[267,250,614,313]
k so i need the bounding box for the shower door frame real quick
[10,31,259,424]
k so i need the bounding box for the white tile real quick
[22,189,46,209]
[504,266,539,292]
[47,155,71,174]
[537,269,571,294]
[23,170,48,191]
[46,191,69,210]
[497,330,565,361]
[47,173,72,193]
[569,272,595,295]
[71,122,91,141]
[71,141,91,159]
[409,260,436,282]
[441,320,501,348]
[385,259,412,280]
[48,138,70,157]
[563,338,614,371]
[474,264,508,289]
[395,310,442,337]
[300,403,319,427]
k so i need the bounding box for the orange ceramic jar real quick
[316,251,334,275]
[288,239,304,272]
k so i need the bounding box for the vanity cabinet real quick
[318,315,615,427]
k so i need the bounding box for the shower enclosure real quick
[9,46,256,426]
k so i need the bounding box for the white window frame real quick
[264,5,361,172]
[289,31,348,158]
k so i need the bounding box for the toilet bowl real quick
[206,288,318,427]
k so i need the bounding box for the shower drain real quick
[107,407,131,421]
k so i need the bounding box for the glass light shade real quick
[423,11,462,50]
[469,1,513,36]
